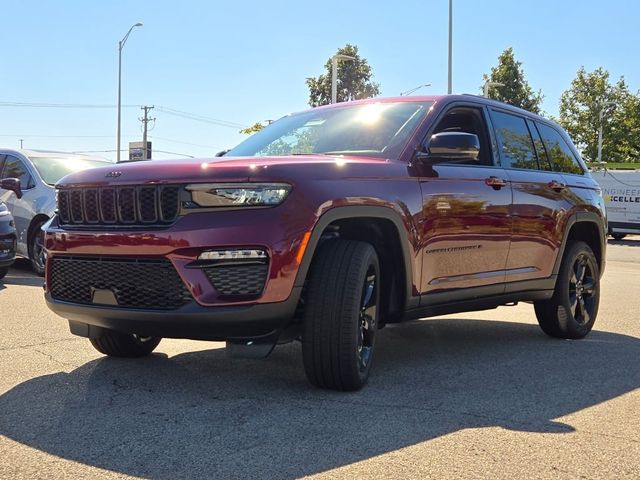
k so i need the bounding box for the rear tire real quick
[302,239,380,391]
[0,266,8,279]
[90,331,161,357]
[534,241,600,339]
[611,233,626,241]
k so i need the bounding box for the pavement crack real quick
[0,337,79,352]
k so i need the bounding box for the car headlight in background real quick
[185,183,291,208]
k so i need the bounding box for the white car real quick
[0,149,113,274]
[591,168,640,240]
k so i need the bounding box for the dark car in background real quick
[0,149,112,274]
[0,178,20,280]
[43,95,606,391]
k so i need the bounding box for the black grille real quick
[50,256,192,309]
[57,185,181,227]
[203,264,268,296]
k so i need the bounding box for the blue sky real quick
[1,0,639,160]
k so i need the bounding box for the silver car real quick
[0,149,113,274]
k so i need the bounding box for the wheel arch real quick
[294,206,417,318]
[27,213,50,256]
[553,212,606,278]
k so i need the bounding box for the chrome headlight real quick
[185,183,291,208]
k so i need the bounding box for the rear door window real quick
[536,123,584,175]
[490,110,539,170]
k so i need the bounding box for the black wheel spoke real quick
[575,259,586,282]
[582,279,595,296]
[569,292,578,317]
[578,297,590,324]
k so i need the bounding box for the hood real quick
[55,154,397,188]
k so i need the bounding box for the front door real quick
[415,105,512,300]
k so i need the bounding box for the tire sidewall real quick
[554,241,600,338]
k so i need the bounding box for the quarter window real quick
[491,111,538,170]
[536,123,583,175]
[527,119,552,171]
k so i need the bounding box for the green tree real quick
[558,67,640,163]
[306,44,380,107]
[239,122,267,135]
[482,47,543,113]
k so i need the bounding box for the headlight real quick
[185,183,291,208]
[0,203,9,216]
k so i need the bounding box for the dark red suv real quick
[44,95,606,390]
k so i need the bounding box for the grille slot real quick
[50,256,192,309]
[203,264,268,296]
[57,185,181,228]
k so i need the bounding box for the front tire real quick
[611,233,626,241]
[534,241,600,339]
[90,331,161,357]
[302,239,380,391]
[0,266,8,280]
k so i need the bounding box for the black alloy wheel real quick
[302,239,380,391]
[534,241,600,339]
[357,267,377,372]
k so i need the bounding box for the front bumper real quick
[46,287,301,341]
[0,224,16,268]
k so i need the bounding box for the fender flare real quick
[552,211,606,277]
[293,206,417,307]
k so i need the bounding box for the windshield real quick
[29,156,112,185]
[226,101,433,159]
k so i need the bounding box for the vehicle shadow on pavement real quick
[1,260,43,288]
[1,319,639,479]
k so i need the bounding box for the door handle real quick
[485,176,508,189]
[548,180,566,191]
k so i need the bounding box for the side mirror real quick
[416,132,480,163]
[215,149,230,157]
[0,178,22,199]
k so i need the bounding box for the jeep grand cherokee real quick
[43,95,606,391]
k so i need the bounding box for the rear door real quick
[489,110,573,286]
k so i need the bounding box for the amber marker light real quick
[296,231,312,264]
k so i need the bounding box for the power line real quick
[148,135,219,149]
[0,134,138,138]
[0,100,249,129]
[0,101,139,109]
[154,106,247,129]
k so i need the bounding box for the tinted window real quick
[491,111,538,170]
[431,107,493,166]
[1,155,34,189]
[527,119,552,171]
[536,123,583,175]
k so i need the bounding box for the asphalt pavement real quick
[1,239,639,479]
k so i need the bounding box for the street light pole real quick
[483,81,505,98]
[116,22,143,163]
[331,54,356,104]
[447,0,453,94]
[399,83,432,96]
[597,101,616,164]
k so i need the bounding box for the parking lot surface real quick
[1,239,640,479]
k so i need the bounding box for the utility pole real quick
[139,105,155,160]
[19,139,24,149]
[448,0,453,94]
